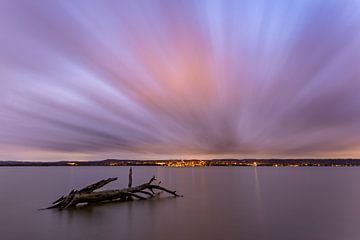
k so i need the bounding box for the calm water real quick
[1,166,360,240]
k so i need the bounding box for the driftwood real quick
[47,167,182,210]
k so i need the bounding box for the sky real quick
[0,0,360,161]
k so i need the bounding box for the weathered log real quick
[47,168,182,210]
[79,177,117,193]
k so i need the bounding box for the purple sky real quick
[1,0,360,161]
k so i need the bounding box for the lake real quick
[0,166,360,240]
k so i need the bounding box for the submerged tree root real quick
[47,168,182,210]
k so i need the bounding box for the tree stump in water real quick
[47,168,182,210]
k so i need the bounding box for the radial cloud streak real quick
[0,0,360,160]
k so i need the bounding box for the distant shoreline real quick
[1,159,360,167]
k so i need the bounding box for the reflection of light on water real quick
[254,167,264,224]
[66,166,76,192]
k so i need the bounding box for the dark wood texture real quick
[47,168,182,210]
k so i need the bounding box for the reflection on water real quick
[254,167,264,225]
[1,167,360,240]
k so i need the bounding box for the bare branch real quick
[128,167,132,188]
[47,171,182,210]
[79,178,117,193]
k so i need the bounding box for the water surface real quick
[0,167,359,240]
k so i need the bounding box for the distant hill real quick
[1,158,360,167]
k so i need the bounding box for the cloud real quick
[0,0,360,160]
